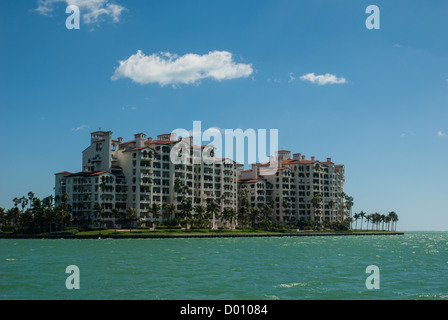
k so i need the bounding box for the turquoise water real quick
[0,232,447,300]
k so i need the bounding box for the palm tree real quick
[388,211,398,231]
[194,205,207,228]
[359,211,366,230]
[385,215,391,231]
[344,194,354,221]
[149,203,161,230]
[124,207,136,232]
[178,198,193,229]
[260,202,274,230]
[380,214,386,231]
[353,213,360,230]
[221,207,237,229]
[42,195,54,232]
[311,193,323,223]
[206,200,220,230]
[371,212,381,230]
[110,208,120,231]
[237,189,250,230]
[365,214,372,231]
[249,206,261,229]
[163,203,176,227]
[93,203,104,227]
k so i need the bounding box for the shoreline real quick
[0,231,404,239]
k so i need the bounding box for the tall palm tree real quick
[380,214,386,231]
[149,203,161,230]
[353,213,360,230]
[194,205,206,228]
[344,194,354,220]
[179,198,193,229]
[124,207,136,232]
[365,214,372,231]
[163,203,176,223]
[93,203,104,227]
[385,215,391,231]
[110,208,119,231]
[249,206,261,229]
[220,207,232,229]
[260,202,274,230]
[388,211,398,231]
[42,195,54,232]
[311,193,323,223]
[372,212,381,230]
[206,200,220,230]
[359,211,366,230]
[237,189,250,230]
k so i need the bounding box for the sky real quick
[0,0,447,231]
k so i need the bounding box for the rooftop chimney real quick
[327,157,332,162]
[301,155,305,161]
[293,153,301,160]
[134,133,146,148]
[311,156,315,161]
[117,137,123,143]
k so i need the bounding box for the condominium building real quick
[54,130,345,228]
[54,130,238,227]
[237,150,346,223]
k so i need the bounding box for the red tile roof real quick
[238,179,260,183]
[145,140,180,145]
[63,171,110,177]
[123,146,154,153]
[55,171,72,175]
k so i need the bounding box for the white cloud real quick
[72,124,89,132]
[437,130,446,137]
[300,73,347,85]
[111,50,254,86]
[288,72,296,83]
[392,44,402,48]
[35,0,126,24]
[400,130,415,138]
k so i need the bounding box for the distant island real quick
[1,130,400,238]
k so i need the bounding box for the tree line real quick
[350,211,399,231]
[0,188,399,234]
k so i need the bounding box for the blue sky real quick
[1,0,447,231]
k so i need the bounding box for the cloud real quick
[400,130,415,138]
[288,72,296,83]
[111,50,254,86]
[72,124,89,132]
[437,130,446,137]
[300,73,347,85]
[35,0,126,24]
[122,106,137,111]
[392,44,402,48]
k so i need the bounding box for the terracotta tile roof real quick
[55,171,72,175]
[63,171,110,177]
[145,140,180,145]
[238,179,260,183]
[120,140,135,145]
[123,146,154,153]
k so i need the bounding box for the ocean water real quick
[0,232,447,300]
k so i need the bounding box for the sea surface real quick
[0,231,447,300]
